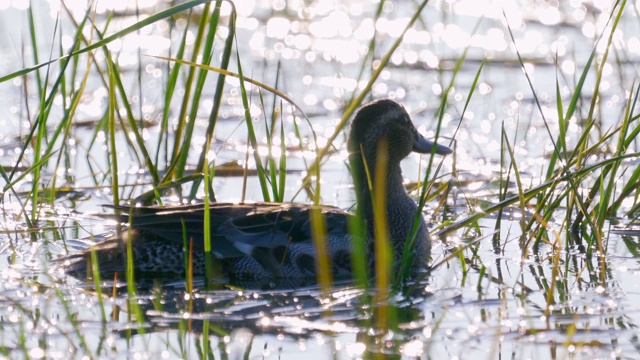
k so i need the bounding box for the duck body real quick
[61,99,452,282]
[63,202,354,280]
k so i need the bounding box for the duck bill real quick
[413,133,453,155]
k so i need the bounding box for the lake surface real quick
[1,0,639,359]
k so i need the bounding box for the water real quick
[1,0,639,358]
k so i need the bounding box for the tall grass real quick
[433,1,639,329]
[438,0,637,240]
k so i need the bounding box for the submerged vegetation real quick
[0,0,639,358]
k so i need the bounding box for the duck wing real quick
[217,204,351,249]
[216,204,353,277]
[103,203,276,258]
[105,203,352,261]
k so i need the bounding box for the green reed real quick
[432,0,639,327]
[438,0,637,245]
[168,2,217,181]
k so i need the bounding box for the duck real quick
[60,99,453,283]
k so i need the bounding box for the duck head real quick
[348,99,452,177]
[347,99,452,269]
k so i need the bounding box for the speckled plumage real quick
[60,99,452,283]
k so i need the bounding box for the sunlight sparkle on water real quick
[628,37,640,54]
[319,76,358,92]
[519,31,544,54]
[259,317,270,326]
[562,60,576,75]
[314,39,362,64]
[432,83,442,95]
[309,11,351,38]
[401,339,424,357]
[434,24,470,49]
[471,28,507,51]
[346,342,366,357]
[28,347,44,359]
[354,18,375,40]
[51,0,157,14]
[304,94,318,105]
[376,17,410,38]
[288,34,313,50]
[452,0,523,27]
[267,17,290,39]
[537,5,563,25]
[403,28,431,44]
